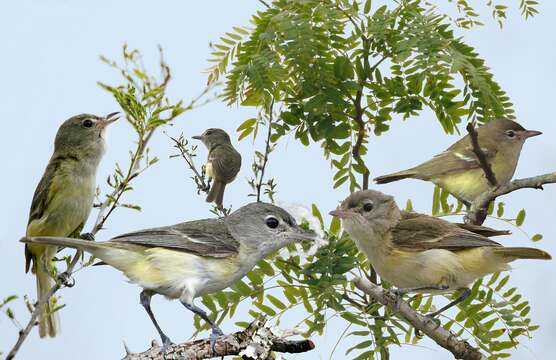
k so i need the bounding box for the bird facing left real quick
[24,112,119,338]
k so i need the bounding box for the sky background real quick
[1,1,555,359]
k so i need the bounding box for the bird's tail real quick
[491,247,552,261]
[206,180,226,206]
[374,170,417,184]
[35,250,60,338]
[22,236,103,253]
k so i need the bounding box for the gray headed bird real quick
[22,202,316,351]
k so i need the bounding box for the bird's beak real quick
[192,135,203,140]
[521,129,542,139]
[329,209,352,219]
[287,227,318,243]
[99,112,120,128]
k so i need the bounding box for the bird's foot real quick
[390,289,406,313]
[424,313,442,328]
[158,335,174,355]
[57,271,75,288]
[209,326,224,353]
[80,232,95,241]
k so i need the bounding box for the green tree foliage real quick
[198,1,545,359]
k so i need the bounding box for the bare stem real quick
[256,99,275,202]
[466,123,498,187]
[465,172,556,225]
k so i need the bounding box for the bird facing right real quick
[330,190,551,316]
[374,119,542,204]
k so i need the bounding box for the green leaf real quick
[515,209,526,226]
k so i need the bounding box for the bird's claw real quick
[424,313,442,328]
[57,272,75,287]
[158,336,174,355]
[209,326,224,353]
[80,232,95,241]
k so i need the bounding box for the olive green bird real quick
[25,112,118,338]
[374,119,542,204]
[193,128,241,207]
[331,190,551,317]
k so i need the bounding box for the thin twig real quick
[354,277,486,360]
[256,99,275,202]
[167,134,209,193]
[466,123,498,187]
[465,172,556,225]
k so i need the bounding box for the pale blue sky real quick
[1,1,555,359]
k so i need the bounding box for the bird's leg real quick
[427,287,471,318]
[391,284,449,313]
[392,284,449,298]
[139,291,173,353]
[80,233,95,241]
[180,300,223,352]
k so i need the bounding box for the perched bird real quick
[330,190,551,316]
[25,112,119,338]
[193,128,241,207]
[22,202,316,351]
[374,119,542,204]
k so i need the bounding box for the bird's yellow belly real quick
[119,248,243,300]
[205,162,214,179]
[373,248,508,291]
[434,169,486,202]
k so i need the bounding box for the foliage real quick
[200,0,547,359]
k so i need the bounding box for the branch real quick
[6,252,82,360]
[465,172,556,225]
[465,123,497,187]
[122,320,314,360]
[353,277,486,360]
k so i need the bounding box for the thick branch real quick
[465,172,556,225]
[466,123,497,187]
[122,320,314,360]
[354,277,486,360]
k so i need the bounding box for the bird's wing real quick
[27,160,60,225]
[208,145,241,183]
[392,212,501,252]
[413,145,496,178]
[110,218,240,258]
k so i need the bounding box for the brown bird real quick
[193,128,241,207]
[330,190,551,317]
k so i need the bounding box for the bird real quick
[193,128,241,207]
[330,189,551,317]
[374,119,542,204]
[25,112,119,338]
[21,202,316,351]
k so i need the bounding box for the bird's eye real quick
[265,216,280,229]
[82,119,94,128]
[363,203,374,212]
[505,130,515,138]
[205,130,213,135]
